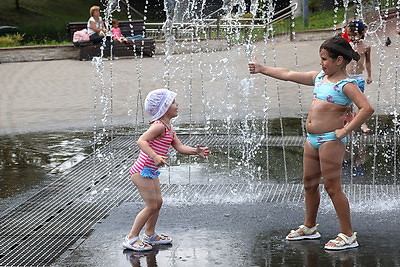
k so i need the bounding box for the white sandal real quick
[324,232,359,250]
[143,233,172,245]
[122,236,153,251]
[286,224,321,241]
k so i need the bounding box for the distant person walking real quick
[346,20,372,133]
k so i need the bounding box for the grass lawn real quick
[0,0,134,45]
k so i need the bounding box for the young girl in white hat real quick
[123,89,210,251]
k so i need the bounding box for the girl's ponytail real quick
[320,36,360,64]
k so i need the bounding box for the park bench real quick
[67,20,155,60]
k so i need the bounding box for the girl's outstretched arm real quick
[335,83,374,139]
[137,123,170,166]
[172,136,209,158]
[248,57,318,86]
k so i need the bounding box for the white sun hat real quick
[144,89,177,121]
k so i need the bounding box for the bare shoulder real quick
[149,121,165,131]
[343,81,361,94]
[308,70,320,81]
[146,122,165,136]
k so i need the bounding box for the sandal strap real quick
[126,236,140,245]
[337,232,357,244]
[299,223,319,235]
[145,232,171,241]
[327,239,345,246]
[144,233,158,240]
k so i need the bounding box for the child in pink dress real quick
[111,19,128,43]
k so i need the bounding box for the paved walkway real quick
[1,32,399,135]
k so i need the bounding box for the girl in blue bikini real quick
[248,36,374,250]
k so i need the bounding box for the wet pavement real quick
[52,201,400,266]
[0,131,94,213]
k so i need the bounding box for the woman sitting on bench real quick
[87,5,107,44]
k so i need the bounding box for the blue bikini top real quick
[313,71,356,107]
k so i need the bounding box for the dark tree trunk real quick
[16,0,20,10]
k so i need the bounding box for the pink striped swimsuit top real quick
[130,120,175,175]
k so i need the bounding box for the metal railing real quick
[144,3,298,41]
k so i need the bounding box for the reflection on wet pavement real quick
[52,202,400,267]
[0,131,93,211]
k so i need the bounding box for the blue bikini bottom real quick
[307,131,347,149]
[140,167,160,179]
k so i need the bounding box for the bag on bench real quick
[73,29,90,43]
